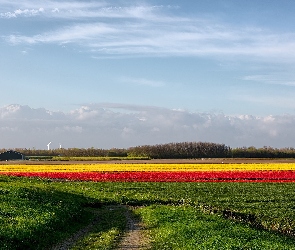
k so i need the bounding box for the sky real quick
[1,0,295,150]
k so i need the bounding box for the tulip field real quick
[1,163,295,182]
[1,162,295,249]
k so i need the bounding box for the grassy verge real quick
[51,156,150,161]
[25,156,150,161]
[136,205,295,249]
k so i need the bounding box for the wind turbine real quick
[47,142,51,150]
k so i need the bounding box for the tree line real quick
[1,142,295,159]
[128,142,231,159]
[231,146,295,158]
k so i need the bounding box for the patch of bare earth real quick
[3,158,295,165]
[116,206,150,250]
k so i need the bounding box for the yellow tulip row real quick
[0,163,295,172]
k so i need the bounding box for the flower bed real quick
[1,163,295,172]
[2,170,295,182]
[1,163,295,182]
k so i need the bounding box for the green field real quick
[1,176,295,249]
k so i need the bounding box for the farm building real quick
[0,150,25,161]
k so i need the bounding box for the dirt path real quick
[116,206,150,250]
[50,205,149,250]
[4,158,295,165]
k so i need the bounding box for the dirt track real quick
[117,206,149,250]
[1,158,295,165]
[51,206,149,250]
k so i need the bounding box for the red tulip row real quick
[2,171,295,182]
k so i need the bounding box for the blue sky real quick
[1,0,295,149]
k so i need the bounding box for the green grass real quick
[71,206,126,250]
[1,176,295,249]
[136,205,295,249]
[0,176,95,250]
[55,181,295,234]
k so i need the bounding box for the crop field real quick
[1,162,295,249]
[1,163,295,182]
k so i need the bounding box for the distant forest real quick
[2,142,295,159]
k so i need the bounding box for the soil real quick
[2,158,295,165]
[117,206,150,250]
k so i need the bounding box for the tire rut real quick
[116,205,150,250]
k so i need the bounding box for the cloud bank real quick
[1,104,294,150]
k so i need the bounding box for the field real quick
[1,161,295,249]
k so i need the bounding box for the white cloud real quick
[6,23,116,45]
[0,1,164,20]
[62,125,83,133]
[1,103,295,149]
[233,94,295,110]
[242,74,295,86]
[0,104,66,120]
[120,76,165,87]
[2,1,295,61]
[0,7,44,18]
